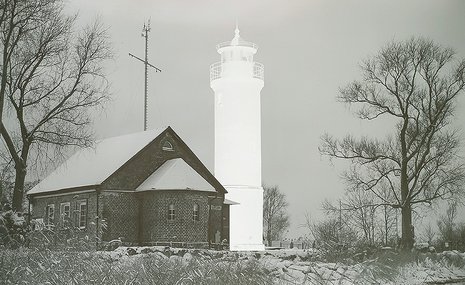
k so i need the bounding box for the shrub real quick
[0,210,27,248]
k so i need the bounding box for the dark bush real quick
[0,210,27,248]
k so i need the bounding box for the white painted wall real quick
[210,29,265,251]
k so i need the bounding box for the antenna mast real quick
[129,19,161,131]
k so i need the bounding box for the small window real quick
[193,203,199,221]
[46,204,55,227]
[168,203,175,221]
[60,202,70,226]
[78,201,87,229]
[162,141,174,151]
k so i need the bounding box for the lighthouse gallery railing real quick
[210,62,264,82]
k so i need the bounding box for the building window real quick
[60,202,70,226]
[162,141,174,151]
[168,203,175,221]
[78,200,87,229]
[192,203,200,221]
[46,204,55,227]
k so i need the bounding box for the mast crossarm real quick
[128,53,162,72]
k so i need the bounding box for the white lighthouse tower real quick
[210,27,265,251]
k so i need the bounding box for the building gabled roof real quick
[28,128,165,195]
[28,126,226,196]
[136,158,215,192]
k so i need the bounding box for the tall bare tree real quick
[437,201,458,243]
[263,185,290,246]
[379,204,397,246]
[324,196,377,246]
[303,212,357,250]
[422,223,436,245]
[0,0,112,211]
[324,192,398,247]
[320,38,465,250]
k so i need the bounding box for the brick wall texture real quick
[30,191,99,242]
[31,189,224,245]
[139,191,210,243]
[101,192,139,243]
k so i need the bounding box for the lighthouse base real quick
[225,186,265,251]
[229,243,265,251]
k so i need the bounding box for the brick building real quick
[27,127,231,247]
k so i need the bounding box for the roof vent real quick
[162,141,174,151]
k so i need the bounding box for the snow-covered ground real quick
[107,247,465,284]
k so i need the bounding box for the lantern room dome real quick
[216,26,258,52]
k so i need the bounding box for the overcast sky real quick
[65,0,465,238]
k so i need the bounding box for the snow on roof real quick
[224,198,239,205]
[136,158,215,192]
[28,128,166,195]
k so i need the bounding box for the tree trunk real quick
[400,162,414,250]
[400,124,414,251]
[12,164,26,212]
[384,205,388,245]
[267,226,272,246]
[401,203,414,250]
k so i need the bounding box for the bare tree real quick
[0,0,112,211]
[437,201,458,243]
[303,212,357,250]
[320,38,465,250]
[379,204,397,246]
[334,194,377,246]
[324,191,398,247]
[263,185,290,246]
[422,223,436,245]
